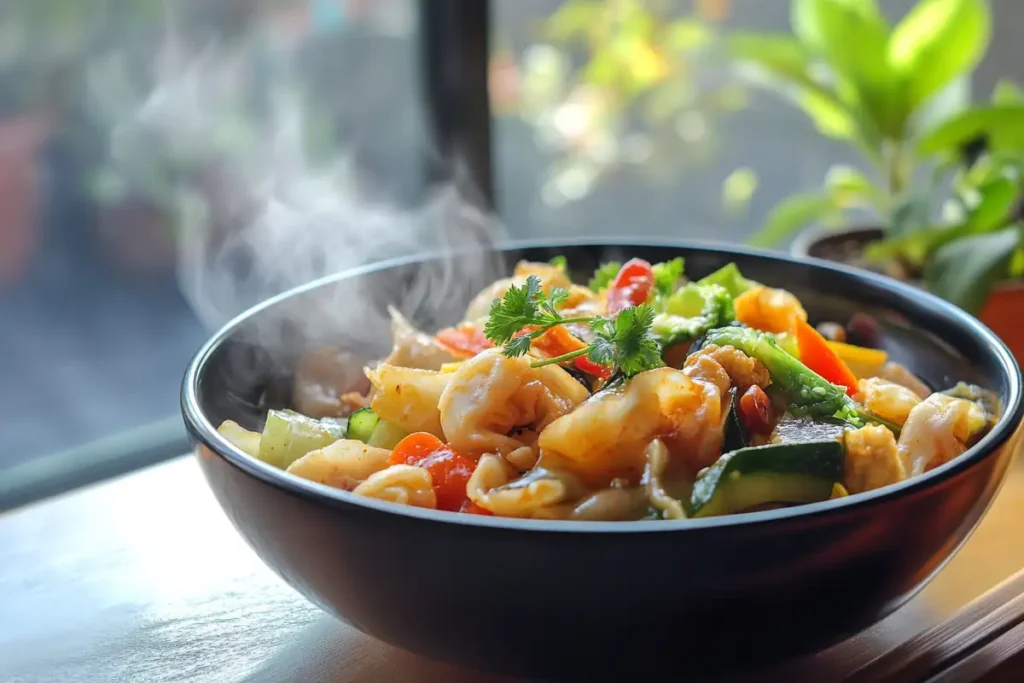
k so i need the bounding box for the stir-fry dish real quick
[217,257,1000,521]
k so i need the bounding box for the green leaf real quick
[728,32,870,146]
[792,0,900,136]
[993,79,1024,105]
[749,193,839,247]
[924,227,1021,313]
[918,105,1024,156]
[963,176,1018,233]
[825,165,885,209]
[889,193,932,237]
[588,262,622,292]
[888,0,991,116]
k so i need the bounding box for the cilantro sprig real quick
[483,275,663,377]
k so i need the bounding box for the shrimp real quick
[437,348,590,457]
[685,344,771,393]
[537,366,730,486]
[897,393,988,476]
[843,424,905,494]
[734,285,807,334]
[856,377,922,427]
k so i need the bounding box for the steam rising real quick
[96,35,506,352]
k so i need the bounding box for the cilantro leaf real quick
[504,334,534,358]
[590,304,663,377]
[483,275,545,344]
[652,257,685,298]
[588,261,621,291]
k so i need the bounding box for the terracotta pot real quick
[792,226,1024,362]
[0,114,50,287]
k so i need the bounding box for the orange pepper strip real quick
[532,325,612,380]
[794,320,859,396]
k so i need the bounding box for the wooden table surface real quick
[2,452,1024,683]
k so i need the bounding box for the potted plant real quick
[727,0,1024,356]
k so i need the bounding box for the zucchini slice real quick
[689,440,844,518]
[346,407,380,443]
[366,420,409,450]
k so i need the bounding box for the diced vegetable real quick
[258,409,347,469]
[606,258,655,314]
[689,441,845,518]
[651,257,685,297]
[825,340,888,379]
[696,262,756,297]
[831,483,850,499]
[738,385,773,433]
[653,284,735,346]
[346,407,380,444]
[531,324,612,380]
[218,420,262,458]
[795,320,859,395]
[366,420,409,450]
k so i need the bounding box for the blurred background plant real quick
[729,0,993,250]
[491,0,749,208]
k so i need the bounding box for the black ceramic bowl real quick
[182,240,1023,680]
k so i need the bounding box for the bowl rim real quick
[182,237,1024,533]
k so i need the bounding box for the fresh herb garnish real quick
[652,257,685,298]
[588,261,622,292]
[484,275,663,377]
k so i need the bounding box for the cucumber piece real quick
[690,440,844,518]
[257,409,347,469]
[218,420,262,458]
[366,420,409,449]
[346,407,380,443]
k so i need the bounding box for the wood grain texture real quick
[2,451,1023,683]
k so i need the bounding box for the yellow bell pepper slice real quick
[825,340,887,379]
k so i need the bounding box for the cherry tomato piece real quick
[531,325,612,380]
[420,449,477,512]
[606,258,654,314]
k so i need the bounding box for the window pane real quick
[0,0,423,484]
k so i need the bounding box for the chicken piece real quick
[843,424,905,494]
[856,377,922,427]
[897,393,988,477]
[462,260,575,322]
[734,285,807,334]
[381,306,457,371]
[352,465,437,508]
[438,348,589,457]
[538,366,730,486]
[366,364,453,438]
[685,344,771,393]
[286,439,392,490]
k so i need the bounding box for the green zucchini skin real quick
[257,409,348,469]
[689,441,844,518]
[723,392,750,452]
[367,420,409,449]
[346,407,380,443]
